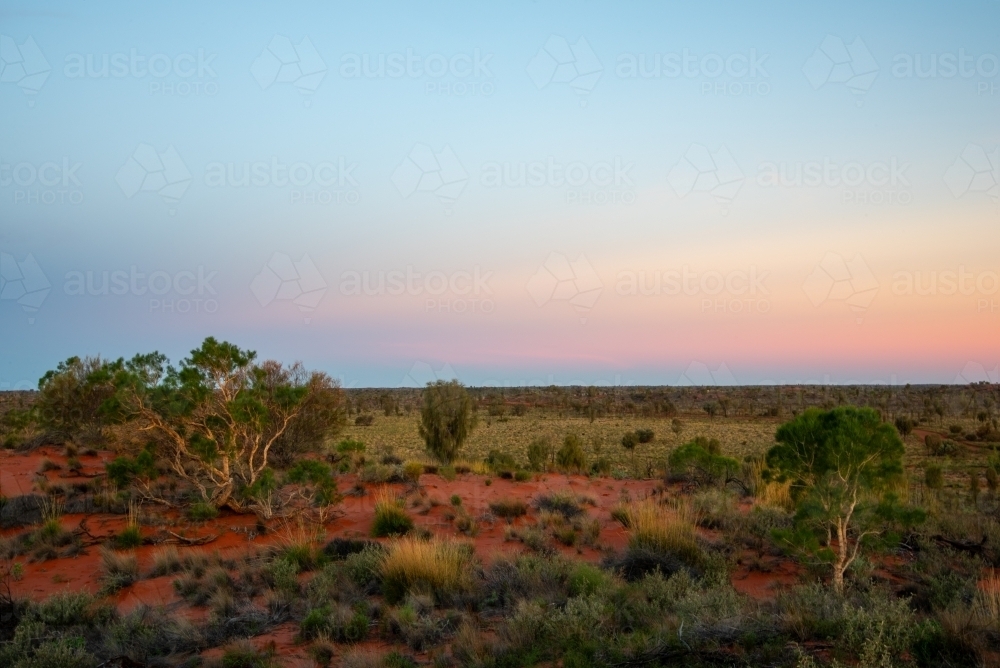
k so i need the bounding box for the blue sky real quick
[2,1,999,388]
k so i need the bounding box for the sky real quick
[1,0,999,388]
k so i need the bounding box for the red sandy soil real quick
[2,445,806,661]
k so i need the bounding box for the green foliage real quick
[344,544,386,590]
[35,355,118,440]
[485,449,517,473]
[567,563,606,597]
[620,431,638,451]
[300,604,370,643]
[46,337,344,508]
[894,416,915,437]
[372,495,414,537]
[287,459,339,505]
[114,524,142,550]
[336,438,365,453]
[527,436,553,471]
[766,407,921,592]
[635,428,654,443]
[924,464,944,490]
[220,640,277,668]
[556,434,587,472]
[187,501,219,521]
[489,498,528,519]
[419,380,476,464]
[104,449,157,488]
[668,436,738,485]
[241,467,277,503]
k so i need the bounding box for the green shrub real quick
[265,557,300,594]
[668,437,738,486]
[114,524,143,549]
[220,640,277,668]
[489,498,528,519]
[485,449,517,474]
[556,434,586,472]
[188,501,219,521]
[527,437,553,471]
[345,544,386,590]
[514,470,531,482]
[925,464,944,490]
[105,451,157,488]
[450,494,462,506]
[535,492,582,518]
[337,438,366,453]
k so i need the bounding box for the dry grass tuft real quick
[372,487,414,537]
[617,498,702,566]
[380,536,473,603]
[974,571,1000,628]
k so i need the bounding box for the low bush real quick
[372,489,414,537]
[556,434,587,472]
[188,501,219,521]
[218,639,277,668]
[527,437,553,471]
[534,491,583,518]
[489,497,528,519]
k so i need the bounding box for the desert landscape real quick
[1,341,999,667]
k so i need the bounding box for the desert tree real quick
[87,337,343,510]
[765,406,921,593]
[419,380,476,464]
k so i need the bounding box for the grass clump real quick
[380,537,473,603]
[534,491,583,518]
[489,497,528,519]
[188,501,219,521]
[615,498,703,569]
[217,639,277,668]
[372,488,414,537]
[99,547,139,594]
[149,546,182,576]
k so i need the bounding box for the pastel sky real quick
[2,0,998,388]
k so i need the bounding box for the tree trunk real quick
[833,520,848,594]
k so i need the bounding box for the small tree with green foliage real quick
[43,337,344,511]
[418,380,476,464]
[556,434,587,472]
[765,406,922,593]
